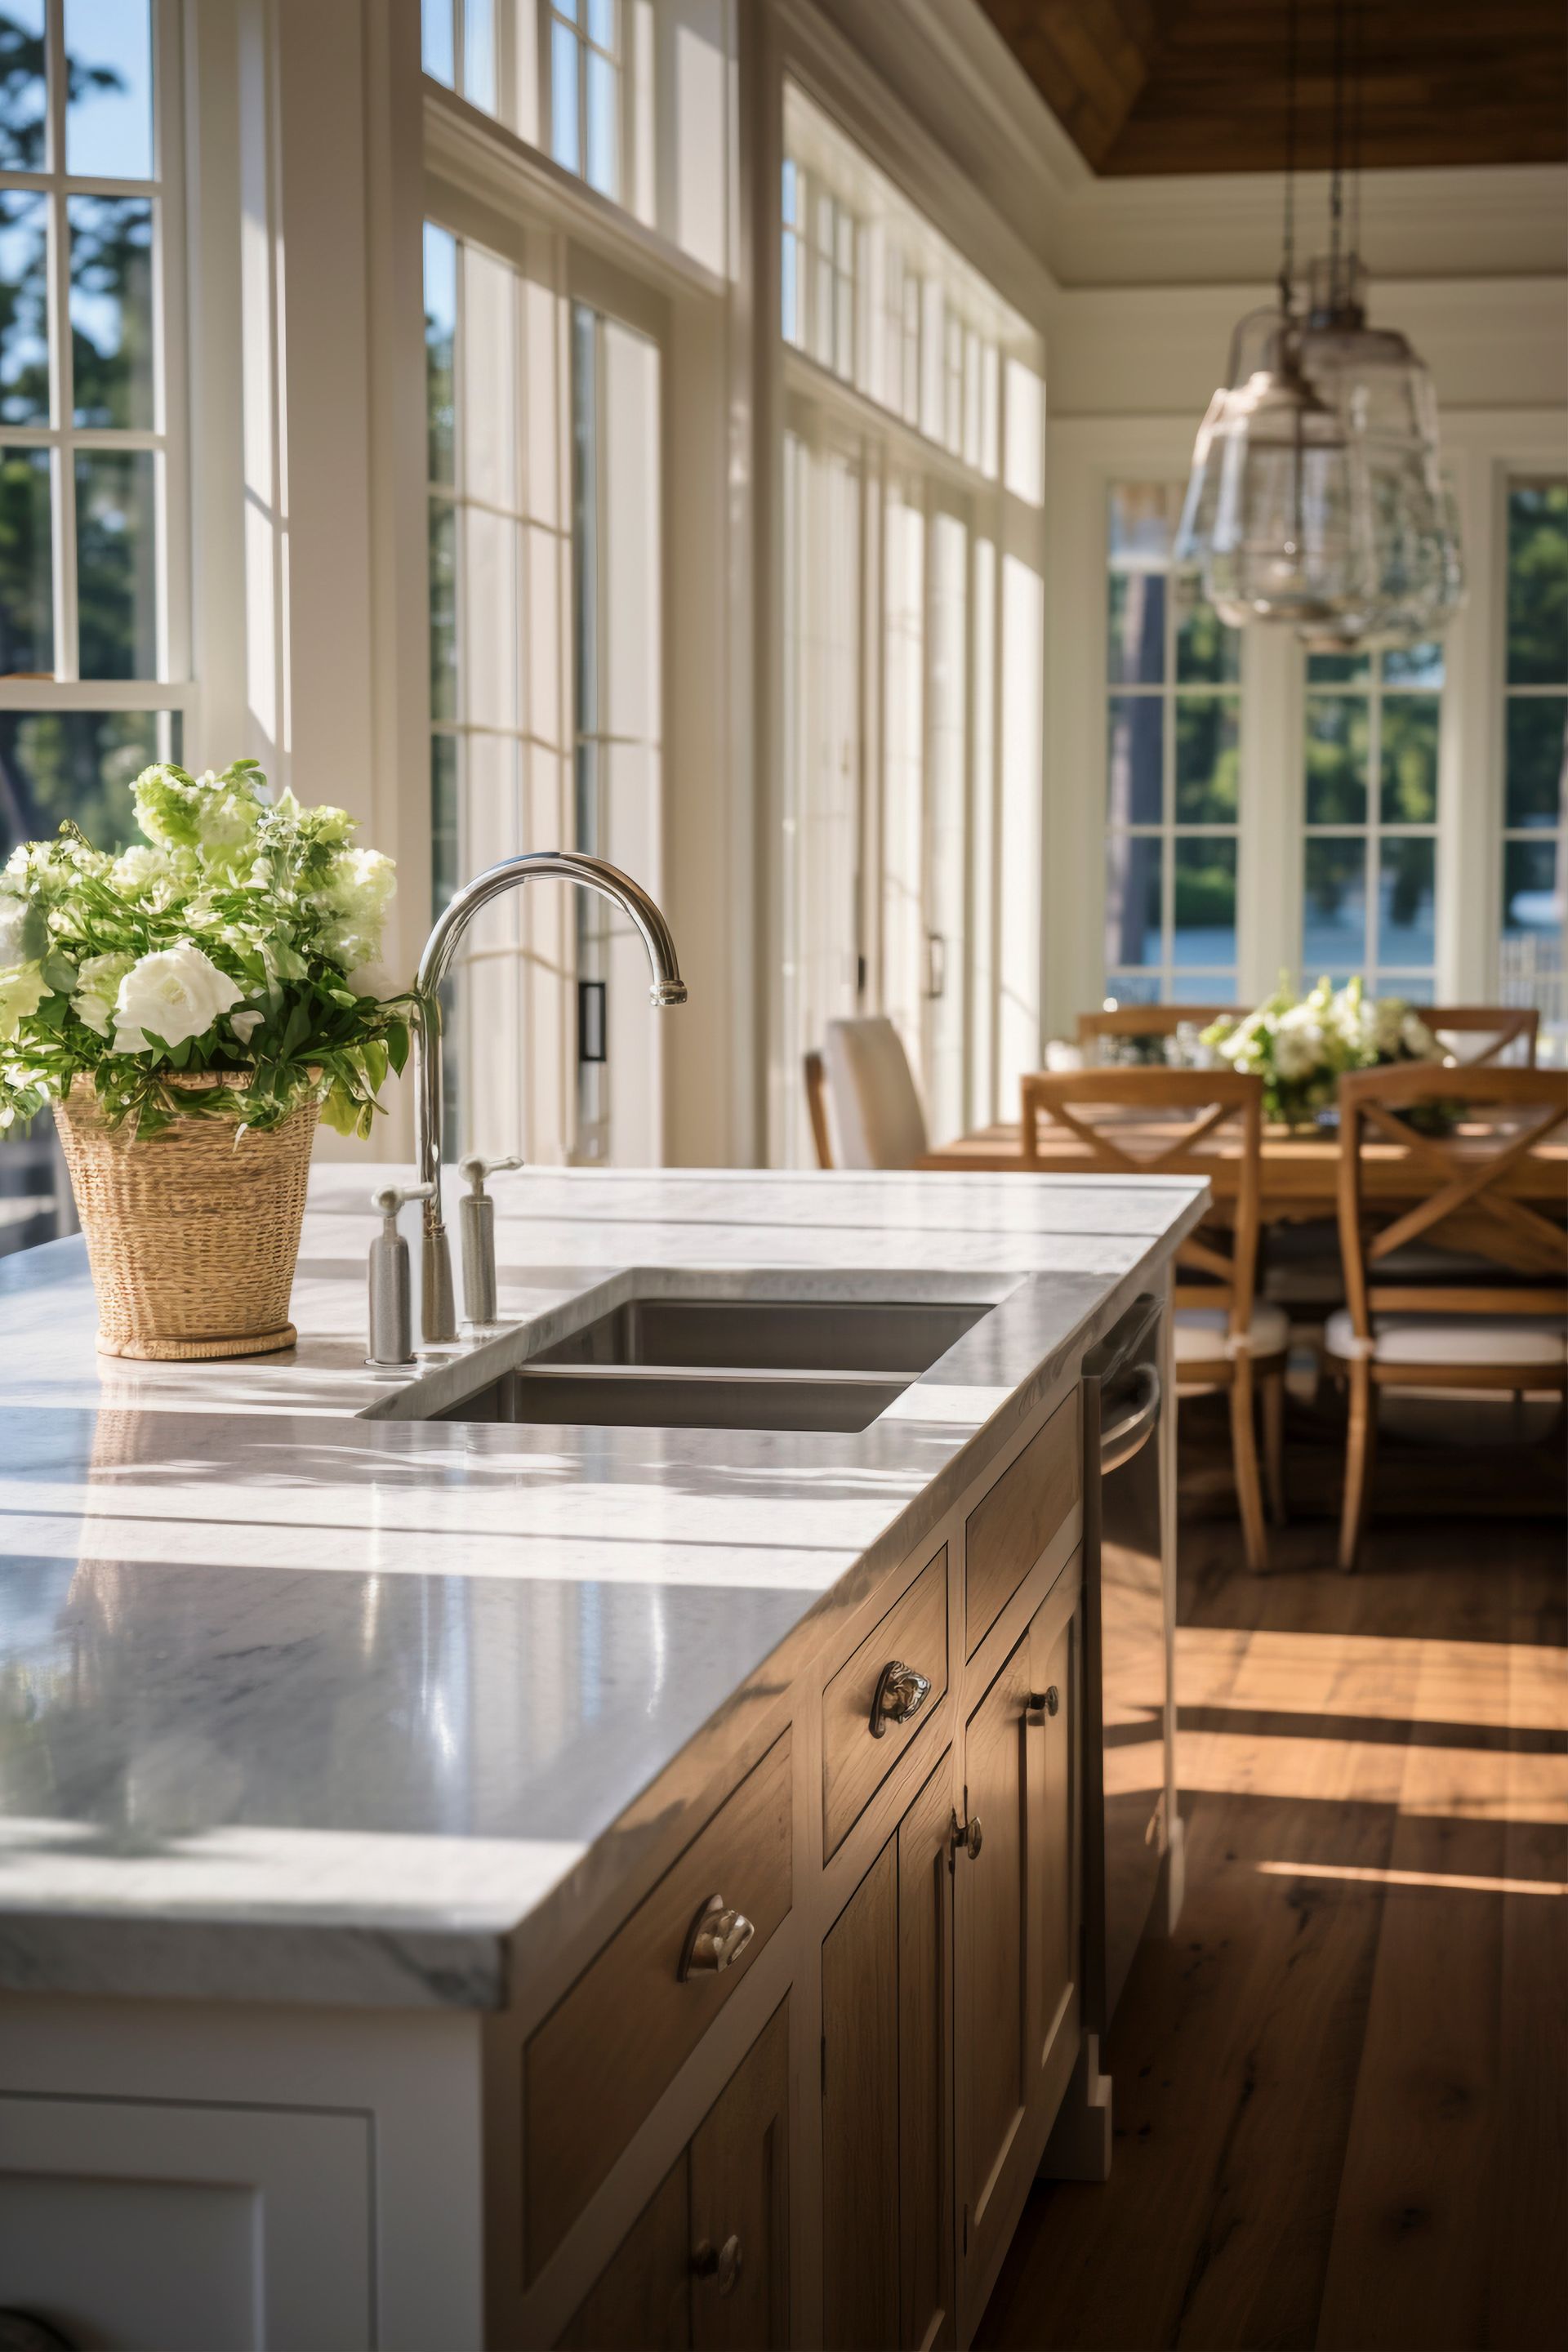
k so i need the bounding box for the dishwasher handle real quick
[1099,1362,1160,1474]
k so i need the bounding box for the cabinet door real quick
[822,1843,900,2349]
[821,1752,956,2352]
[953,1624,1035,2319]
[559,2164,690,2352]
[688,2000,791,2351]
[1027,1557,1083,2128]
[897,1758,956,2352]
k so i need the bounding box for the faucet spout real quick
[412,850,686,1343]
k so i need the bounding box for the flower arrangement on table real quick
[0,760,413,1361]
[0,758,412,1142]
[1200,976,1440,1129]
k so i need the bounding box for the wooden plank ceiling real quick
[974,0,1568,174]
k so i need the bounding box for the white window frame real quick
[1103,483,1243,1004]
[1300,647,1442,996]
[1045,410,1568,1041]
[0,0,191,737]
[768,76,1046,1160]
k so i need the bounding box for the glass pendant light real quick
[1206,330,1371,626]
[1177,0,1463,648]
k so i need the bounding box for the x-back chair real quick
[1022,1067,1287,1571]
[1326,1063,1568,1569]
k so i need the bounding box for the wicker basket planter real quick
[53,1074,319,1361]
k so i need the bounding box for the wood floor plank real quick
[977,1486,1566,2352]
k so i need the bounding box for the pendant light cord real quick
[1349,0,1364,277]
[1278,0,1298,315]
[1329,0,1346,307]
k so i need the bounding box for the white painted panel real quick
[0,2093,371,2352]
[999,550,1045,1114]
[925,505,969,1144]
[882,485,927,1071]
[0,2175,258,2351]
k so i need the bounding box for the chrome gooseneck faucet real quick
[411,851,687,1344]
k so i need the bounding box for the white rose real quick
[0,961,48,1044]
[0,889,46,968]
[1273,1026,1319,1082]
[110,844,176,901]
[112,944,244,1054]
[72,951,136,1037]
[320,848,396,968]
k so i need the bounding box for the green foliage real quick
[0,760,412,1143]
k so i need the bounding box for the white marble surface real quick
[0,1165,1205,2006]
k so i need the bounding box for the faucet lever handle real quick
[459,1152,523,1195]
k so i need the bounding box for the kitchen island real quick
[0,1165,1206,2350]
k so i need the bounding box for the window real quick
[0,0,185,866]
[782,90,1003,475]
[423,216,664,1166]
[421,0,497,116]
[773,84,1045,1163]
[1299,637,1441,999]
[1499,479,1566,1053]
[1103,484,1241,1005]
[550,0,620,201]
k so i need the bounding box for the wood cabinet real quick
[954,1553,1083,2333]
[821,1753,956,2352]
[559,2002,791,2351]
[527,1732,793,2278]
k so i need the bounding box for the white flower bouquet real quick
[0,760,412,1143]
[1201,976,1440,1129]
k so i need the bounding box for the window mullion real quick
[45,0,79,682]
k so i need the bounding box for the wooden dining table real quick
[918,1116,1568,1219]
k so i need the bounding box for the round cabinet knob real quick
[1027,1686,1061,1726]
[679,1894,756,1982]
[869,1657,933,1739]
[693,2234,744,2296]
[960,1814,983,1861]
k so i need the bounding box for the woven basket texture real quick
[54,1074,318,1360]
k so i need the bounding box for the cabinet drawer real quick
[822,1547,948,1858]
[964,1388,1080,1656]
[525,1731,793,2281]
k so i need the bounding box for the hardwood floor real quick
[978,1410,1568,2352]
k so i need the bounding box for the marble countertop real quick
[0,1165,1206,2008]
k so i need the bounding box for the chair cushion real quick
[1174,1302,1290,1362]
[1324,1307,1568,1368]
[822,1016,930,1170]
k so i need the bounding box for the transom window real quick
[1499,479,1566,1052]
[1103,483,1241,1005]
[548,0,621,201]
[782,88,1003,478]
[1300,639,1441,1000]
[0,0,185,862]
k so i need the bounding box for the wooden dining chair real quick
[1326,1064,1568,1570]
[804,1049,833,1169]
[821,1017,930,1169]
[1022,1068,1288,1571]
[1423,1004,1539,1067]
[1076,1004,1246,1062]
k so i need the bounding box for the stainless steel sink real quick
[529,1296,987,1376]
[414,1288,995,1434]
[436,1364,908,1432]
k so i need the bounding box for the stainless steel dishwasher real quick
[1082,1291,1176,2033]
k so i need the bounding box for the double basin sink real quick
[432,1294,991,1434]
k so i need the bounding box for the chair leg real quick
[1339,1359,1377,1572]
[1262,1367,1287,1526]
[1228,1361,1270,1574]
